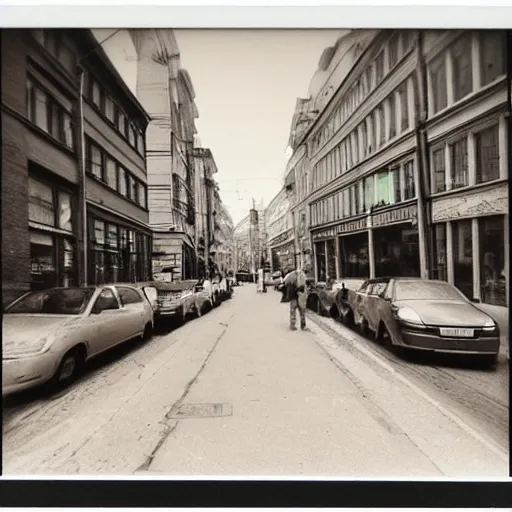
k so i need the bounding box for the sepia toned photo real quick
[1,26,509,478]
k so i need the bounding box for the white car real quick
[2,284,155,396]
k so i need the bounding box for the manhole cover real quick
[168,403,232,419]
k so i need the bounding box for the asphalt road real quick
[2,284,508,476]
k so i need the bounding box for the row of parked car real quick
[306,276,501,368]
[2,276,234,397]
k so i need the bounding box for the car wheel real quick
[360,317,370,338]
[142,323,153,341]
[330,305,339,320]
[53,346,85,389]
[343,309,354,328]
[483,353,498,369]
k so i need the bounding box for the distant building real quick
[1,29,151,306]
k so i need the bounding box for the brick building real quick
[1,29,152,307]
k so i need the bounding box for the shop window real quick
[450,137,468,188]
[326,239,337,280]
[107,224,118,248]
[375,170,391,207]
[88,141,103,180]
[339,233,369,279]
[30,231,56,291]
[452,219,473,299]
[432,148,446,192]
[364,176,374,211]
[375,52,384,84]
[399,82,409,131]
[388,33,400,68]
[105,95,116,123]
[451,35,473,102]
[429,54,447,114]
[479,216,506,306]
[475,124,500,183]
[433,223,447,281]
[480,31,506,86]
[391,166,401,203]
[28,178,55,226]
[94,220,105,246]
[60,238,76,287]
[58,191,72,231]
[315,242,327,282]
[404,161,415,199]
[388,94,396,139]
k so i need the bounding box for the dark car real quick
[348,277,500,366]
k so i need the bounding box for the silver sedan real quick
[2,285,154,396]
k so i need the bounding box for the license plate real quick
[439,328,474,338]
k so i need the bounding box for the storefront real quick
[371,203,420,278]
[431,182,508,306]
[269,230,295,272]
[28,174,78,291]
[88,205,152,285]
[337,217,369,279]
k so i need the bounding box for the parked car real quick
[2,285,154,396]
[347,277,500,366]
[151,279,211,327]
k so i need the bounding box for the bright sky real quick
[94,29,341,225]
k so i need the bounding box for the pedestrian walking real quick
[282,263,311,331]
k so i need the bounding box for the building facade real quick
[1,29,151,307]
[233,204,267,274]
[130,29,198,281]
[266,186,295,272]
[286,29,509,308]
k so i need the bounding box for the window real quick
[105,95,115,123]
[29,178,55,226]
[399,83,409,131]
[63,115,73,148]
[450,137,468,188]
[365,67,373,93]
[433,223,447,281]
[432,148,446,193]
[34,88,49,132]
[388,94,396,139]
[119,166,127,196]
[32,30,76,76]
[107,224,118,248]
[89,142,103,179]
[58,191,72,231]
[354,183,361,213]
[116,286,143,305]
[346,138,353,169]
[376,170,391,206]
[352,132,359,164]
[429,54,447,114]
[404,161,415,199]
[480,31,506,86]
[476,124,500,183]
[389,33,400,68]
[137,131,145,155]
[364,176,374,211]
[58,43,76,75]
[391,166,401,203]
[91,79,102,108]
[130,175,138,202]
[94,220,105,246]
[375,52,384,84]
[452,219,473,299]
[479,216,506,306]
[138,183,146,208]
[106,156,117,189]
[128,124,136,147]
[451,35,473,102]
[361,122,368,157]
[378,105,386,146]
[93,289,119,311]
[343,189,350,218]
[117,109,126,136]
[29,231,56,291]
[334,146,341,175]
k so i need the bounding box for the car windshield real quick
[394,281,465,301]
[6,288,96,315]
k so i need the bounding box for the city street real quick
[2,285,508,477]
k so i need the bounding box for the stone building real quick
[285,29,509,310]
[130,29,198,281]
[1,29,151,306]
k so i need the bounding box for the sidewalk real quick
[145,284,506,477]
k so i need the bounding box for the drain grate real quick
[168,402,232,419]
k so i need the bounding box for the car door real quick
[366,282,388,332]
[88,287,126,354]
[114,286,147,336]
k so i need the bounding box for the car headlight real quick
[483,319,497,331]
[3,337,53,360]
[396,307,424,325]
